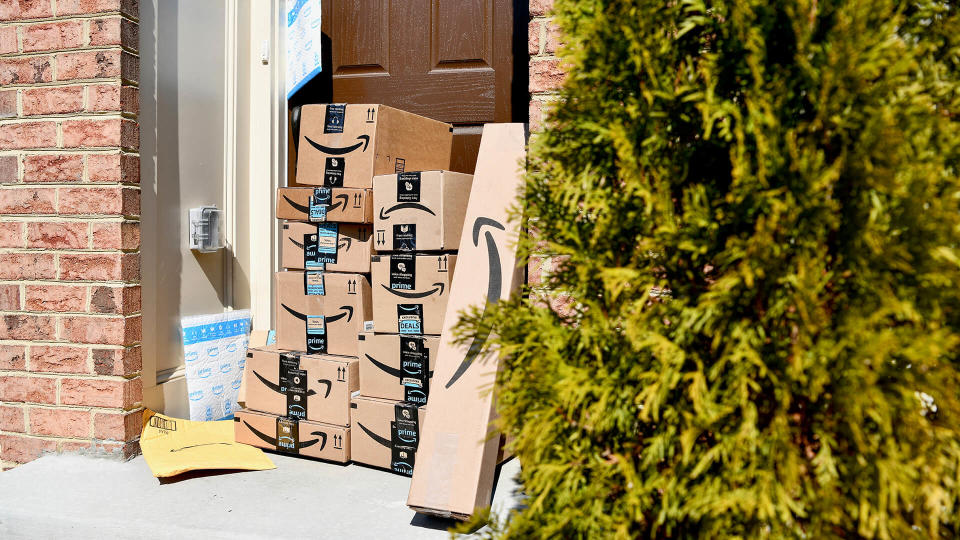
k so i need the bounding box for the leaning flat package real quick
[406,124,527,519]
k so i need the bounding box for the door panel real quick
[321,0,516,172]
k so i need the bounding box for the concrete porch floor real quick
[0,453,523,539]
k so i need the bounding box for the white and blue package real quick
[180,310,251,421]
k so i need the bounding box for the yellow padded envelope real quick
[141,409,275,478]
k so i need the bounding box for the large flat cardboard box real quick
[370,253,457,335]
[281,221,373,273]
[373,171,473,251]
[358,333,439,405]
[351,395,425,475]
[407,124,527,519]
[274,271,372,357]
[234,408,349,463]
[276,187,373,223]
[243,346,359,426]
[296,104,453,189]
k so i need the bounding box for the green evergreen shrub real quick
[459,1,960,537]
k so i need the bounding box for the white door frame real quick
[141,0,286,414]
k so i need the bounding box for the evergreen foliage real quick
[460,1,960,537]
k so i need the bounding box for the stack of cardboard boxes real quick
[352,168,473,474]
[235,104,464,471]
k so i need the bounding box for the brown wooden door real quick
[317,0,522,173]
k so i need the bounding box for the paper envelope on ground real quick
[141,409,275,478]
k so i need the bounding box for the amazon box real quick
[296,104,453,189]
[274,271,372,356]
[372,170,473,251]
[276,186,373,223]
[407,124,527,520]
[243,346,359,426]
[370,253,457,335]
[350,395,425,475]
[235,408,350,463]
[358,333,439,405]
[281,221,373,273]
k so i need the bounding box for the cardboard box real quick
[243,346,359,426]
[357,333,439,405]
[350,395,425,475]
[281,221,373,273]
[407,124,527,519]
[372,170,473,251]
[296,104,453,189]
[274,271,372,357]
[276,187,373,223]
[234,408,350,463]
[370,253,457,335]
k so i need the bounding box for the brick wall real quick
[0,0,141,470]
[528,0,563,132]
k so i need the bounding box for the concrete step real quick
[0,453,522,539]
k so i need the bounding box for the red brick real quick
[26,221,88,248]
[58,186,139,215]
[0,252,55,279]
[0,56,52,85]
[530,58,565,93]
[0,121,57,149]
[60,376,140,408]
[23,153,83,183]
[0,187,55,213]
[0,90,16,118]
[529,100,543,132]
[0,283,19,310]
[87,152,138,183]
[543,21,562,54]
[0,0,54,21]
[0,344,26,370]
[88,17,137,51]
[58,252,137,281]
[41,409,88,438]
[0,25,17,54]
[21,85,83,115]
[86,83,116,111]
[0,221,22,247]
[0,405,24,432]
[89,285,139,314]
[93,409,137,440]
[29,345,88,373]
[62,118,120,148]
[29,407,90,437]
[58,0,136,18]
[0,155,18,183]
[90,220,138,249]
[59,314,139,345]
[55,49,123,81]
[528,20,541,55]
[530,0,553,16]
[92,346,139,376]
[24,284,86,311]
[0,434,56,464]
[0,375,56,403]
[0,314,55,340]
[22,20,83,52]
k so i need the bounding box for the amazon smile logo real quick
[379,282,445,299]
[289,236,352,251]
[304,134,370,155]
[283,193,349,215]
[445,217,505,388]
[243,421,326,451]
[251,370,332,398]
[281,304,354,324]
[358,422,391,449]
[378,203,436,220]
[365,354,434,379]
